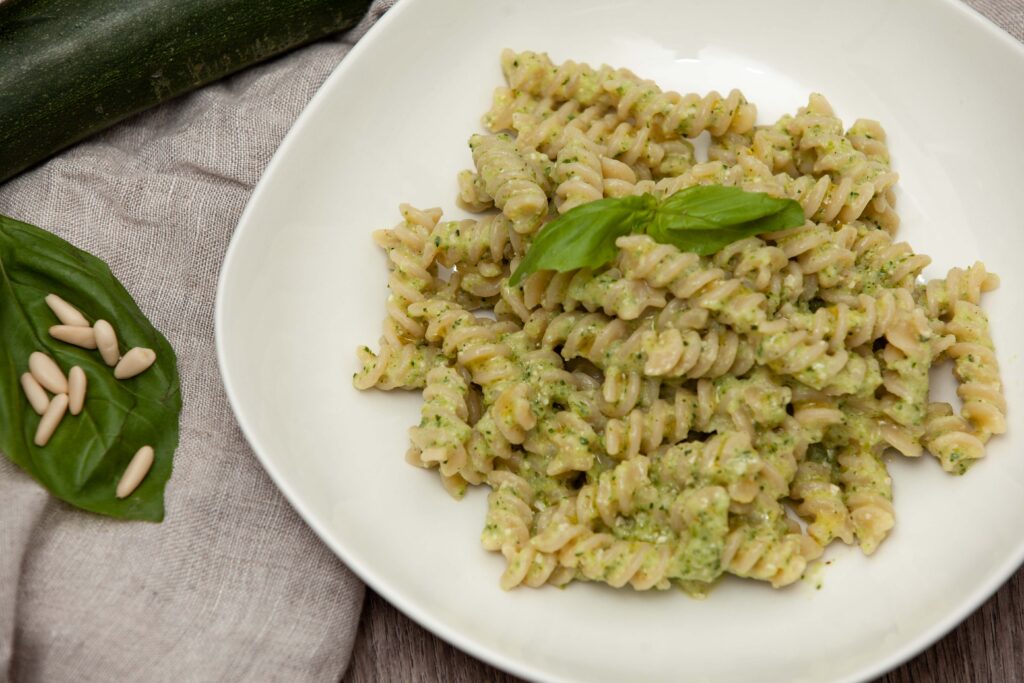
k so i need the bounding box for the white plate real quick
[215,1,1024,681]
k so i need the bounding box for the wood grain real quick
[345,566,1023,682]
[344,2,1024,681]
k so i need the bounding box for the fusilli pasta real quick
[353,50,1005,594]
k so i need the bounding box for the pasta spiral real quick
[782,290,904,353]
[407,366,473,480]
[846,118,891,164]
[576,455,654,527]
[722,503,822,588]
[353,341,444,391]
[846,221,932,292]
[603,388,696,460]
[552,127,604,212]
[500,49,617,108]
[570,485,732,587]
[762,220,856,289]
[789,95,899,221]
[747,116,801,176]
[429,214,524,270]
[604,74,757,139]
[499,49,757,141]
[922,402,987,475]
[615,234,769,332]
[946,301,1006,440]
[518,106,616,159]
[652,432,764,504]
[712,237,789,292]
[468,133,551,233]
[371,204,443,347]
[752,419,807,497]
[791,453,855,546]
[838,446,894,555]
[920,262,999,322]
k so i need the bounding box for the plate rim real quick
[214,0,1024,681]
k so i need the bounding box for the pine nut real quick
[34,393,68,447]
[29,351,68,394]
[116,445,154,499]
[20,372,50,415]
[94,319,120,366]
[49,324,98,349]
[45,293,89,327]
[114,347,157,379]
[68,366,87,416]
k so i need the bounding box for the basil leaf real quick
[509,185,805,282]
[657,185,800,230]
[649,185,805,255]
[509,194,657,286]
[0,214,181,521]
[648,225,760,255]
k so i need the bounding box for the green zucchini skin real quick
[0,0,373,183]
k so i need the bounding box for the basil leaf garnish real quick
[650,185,806,255]
[510,185,805,283]
[509,194,658,286]
[0,214,181,521]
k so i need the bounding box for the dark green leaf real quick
[509,194,657,286]
[649,225,759,255]
[649,185,805,254]
[657,185,800,230]
[0,215,181,521]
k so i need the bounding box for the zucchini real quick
[0,0,373,184]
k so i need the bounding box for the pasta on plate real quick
[352,49,1006,593]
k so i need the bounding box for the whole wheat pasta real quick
[352,50,1006,594]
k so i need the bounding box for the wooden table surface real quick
[344,1,1024,680]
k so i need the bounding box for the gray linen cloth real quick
[968,0,1024,38]
[0,2,393,681]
